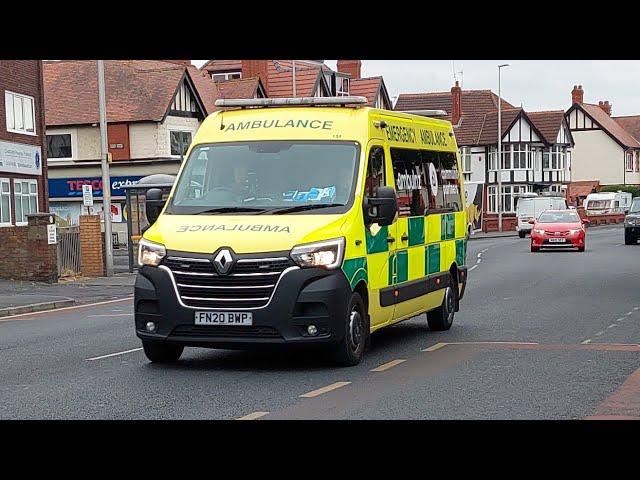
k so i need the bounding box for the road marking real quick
[236,411,269,420]
[617,318,626,322]
[89,313,134,318]
[85,347,143,361]
[634,307,640,311]
[469,265,478,271]
[626,312,634,316]
[585,365,640,419]
[0,296,133,322]
[422,342,448,352]
[449,341,539,345]
[608,324,617,328]
[371,359,406,372]
[481,248,489,253]
[300,382,351,398]
[581,339,592,344]
[595,331,604,336]
[476,258,482,263]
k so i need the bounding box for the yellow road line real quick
[422,342,448,352]
[236,411,269,420]
[370,359,406,372]
[299,381,351,398]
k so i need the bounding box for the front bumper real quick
[531,233,584,248]
[134,265,352,349]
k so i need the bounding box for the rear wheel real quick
[518,231,526,238]
[427,275,457,331]
[142,341,183,364]
[330,292,367,366]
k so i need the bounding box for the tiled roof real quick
[612,115,640,144]
[350,76,382,107]
[267,65,324,98]
[567,180,600,201]
[43,60,208,126]
[476,108,523,145]
[215,77,263,99]
[580,103,640,148]
[186,64,220,114]
[527,110,567,145]
[395,90,514,115]
[201,60,243,74]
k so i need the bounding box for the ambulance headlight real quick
[290,237,345,270]
[138,238,166,267]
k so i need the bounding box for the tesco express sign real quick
[49,176,143,198]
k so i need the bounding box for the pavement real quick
[0,273,135,317]
[0,226,639,419]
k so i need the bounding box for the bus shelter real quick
[122,174,175,273]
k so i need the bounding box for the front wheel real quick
[142,341,183,364]
[531,245,539,252]
[427,275,457,331]
[518,230,526,238]
[625,230,635,245]
[330,292,367,366]
[577,245,585,252]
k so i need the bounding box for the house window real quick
[548,146,566,171]
[626,151,634,172]
[513,143,531,169]
[488,184,531,213]
[5,91,36,135]
[212,72,242,82]
[501,145,511,170]
[337,76,349,96]
[460,147,472,174]
[13,179,38,224]
[47,134,72,159]
[0,179,11,225]
[170,131,192,157]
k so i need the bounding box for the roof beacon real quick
[214,96,368,109]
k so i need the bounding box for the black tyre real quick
[518,230,526,238]
[427,275,457,331]
[625,230,635,245]
[577,246,585,252]
[331,292,367,366]
[142,341,183,363]
[531,245,539,252]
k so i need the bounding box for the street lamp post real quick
[97,60,114,276]
[497,63,510,233]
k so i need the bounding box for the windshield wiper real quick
[268,203,345,215]
[192,206,268,215]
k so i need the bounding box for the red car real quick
[529,210,590,252]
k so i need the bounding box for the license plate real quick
[549,238,566,243]
[195,311,253,326]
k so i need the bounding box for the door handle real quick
[386,236,395,244]
[401,233,409,242]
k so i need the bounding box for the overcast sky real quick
[191,60,640,117]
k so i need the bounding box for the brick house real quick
[0,60,48,227]
[43,60,219,241]
[200,60,393,109]
[396,82,574,232]
[566,85,640,187]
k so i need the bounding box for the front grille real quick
[171,324,281,339]
[162,254,294,309]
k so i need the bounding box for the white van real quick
[516,194,568,237]
[584,191,632,215]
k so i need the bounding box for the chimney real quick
[241,60,269,94]
[598,100,612,116]
[571,84,584,105]
[337,60,361,80]
[451,81,462,126]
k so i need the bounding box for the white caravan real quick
[583,191,632,215]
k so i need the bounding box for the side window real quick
[390,147,428,217]
[365,146,386,197]
[426,150,462,212]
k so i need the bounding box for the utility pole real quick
[292,60,297,97]
[497,63,510,233]
[97,60,114,276]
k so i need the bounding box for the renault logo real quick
[212,248,234,275]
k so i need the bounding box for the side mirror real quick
[145,188,165,225]
[582,218,591,226]
[365,186,397,227]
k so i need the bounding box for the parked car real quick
[516,194,568,238]
[624,197,640,245]
[530,210,590,252]
[584,191,632,215]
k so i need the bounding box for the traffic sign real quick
[82,184,94,207]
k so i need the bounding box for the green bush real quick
[600,184,640,198]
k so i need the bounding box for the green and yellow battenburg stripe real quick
[341,210,467,290]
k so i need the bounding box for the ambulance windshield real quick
[167,141,360,215]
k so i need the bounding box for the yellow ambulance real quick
[135,96,468,366]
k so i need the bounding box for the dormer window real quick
[337,76,349,96]
[212,72,242,82]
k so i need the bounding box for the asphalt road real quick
[1,225,639,419]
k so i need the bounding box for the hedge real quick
[600,184,640,198]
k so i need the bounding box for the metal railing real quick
[57,226,81,278]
